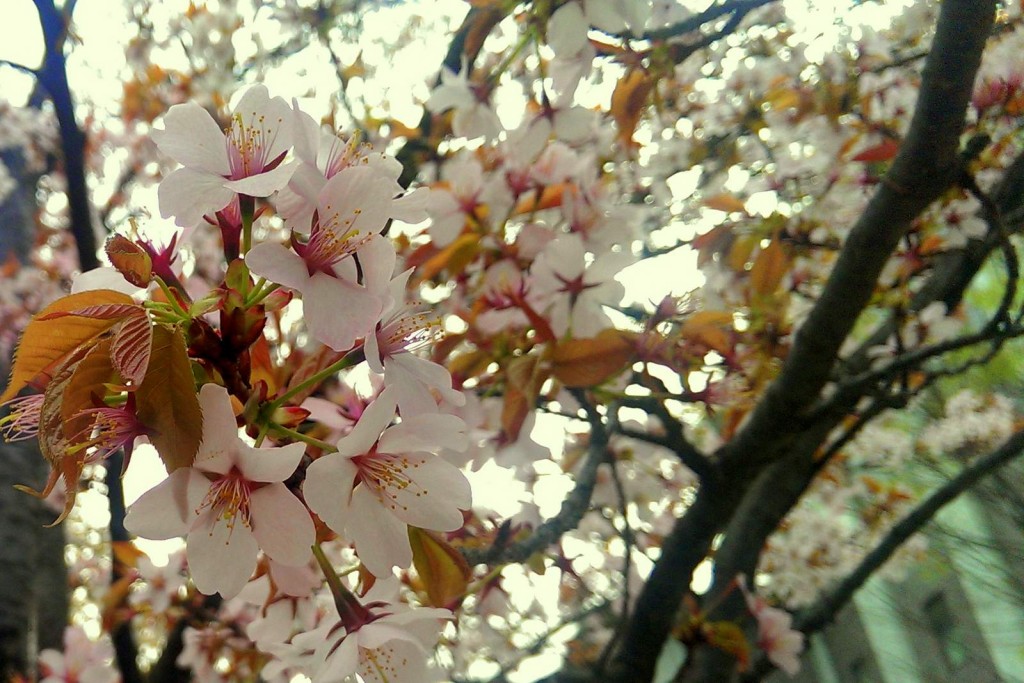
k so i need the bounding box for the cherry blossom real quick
[738,576,804,676]
[424,154,512,246]
[365,270,466,416]
[124,384,313,599]
[0,393,43,441]
[303,388,470,576]
[425,65,502,141]
[546,3,598,98]
[67,401,152,472]
[38,626,118,683]
[151,84,296,227]
[529,233,632,338]
[293,578,452,683]
[241,568,319,650]
[245,165,397,351]
[129,552,187,614]
[278,107,427,233]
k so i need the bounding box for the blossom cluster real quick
[0,84,478,682]
[6,0,1024,680]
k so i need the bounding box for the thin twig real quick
[462,390,609,566]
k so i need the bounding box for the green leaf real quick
[136,325,202,472]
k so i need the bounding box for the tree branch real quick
[32,0,99,271]
[463,390,609,566]
[721,0,996,473]
[610,2,997,680]
[795,427,1024,635]
[637,0,779,42]
[104,452,142,683]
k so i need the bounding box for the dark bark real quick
[32,0,99,271]
[0,136,68,682]
[0,439,66,681]
[106,452,143,683]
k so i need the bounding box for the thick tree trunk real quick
[0,143,68,679]
[0,440,67,680]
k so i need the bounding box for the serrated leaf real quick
[551,330,636,388]
[2,290,136,404]
[415,233,481,284]
[101,572,138,632]
[703,194,748,214]
[727,234,759,273]
[512,182,571,216]
[282,345,346,405]
[112,540,145,569]
[18,348,91,526]
[409,527,471,609]
[249,335,278,396]
[136,325,202,472]
[680,311,735,354]
[40,303,142,322]
[111,312,153,386]
[702,620,750,670]
[60,337,117,438]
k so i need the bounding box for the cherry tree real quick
[1,1,1024,682]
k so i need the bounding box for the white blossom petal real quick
[157,167,234,228]
[195,384,240,474]
[236,441,305,483]
[124,468,208,540]
[303,272,380,351]
[303,454,358,535]
[250,484,314,566]
[245,242,311,292]
[186,509,259,598]
[151,101,230,175]
[350,484,412,575]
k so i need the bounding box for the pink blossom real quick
[364,270,466,416]
[425,155,512,246]
[529,233,631,338]
[278,107,427,234]
[240,568,320,649]
[303,389,470,576]
[129,552,187,614]
[546,3,597,98]
[0,393,43,441]
[739,575,805,676]
[124,384,314,599]
[426,66,502,141]
[38,626,118,683]
[294,579,452,683]
[245,165,397,351]
[152,84,296,227]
